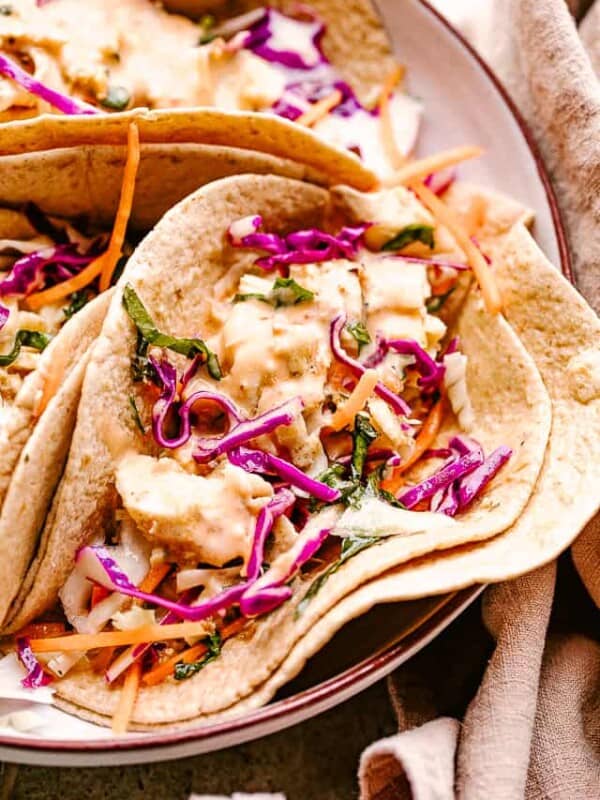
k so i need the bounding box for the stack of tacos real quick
[0,0,597,734]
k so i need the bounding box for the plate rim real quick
[0,0,573,759]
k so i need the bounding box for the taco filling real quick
[6,173,551,734]
[0,0,419,177]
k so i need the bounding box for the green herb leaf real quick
[63,290,91,320]
[271,277,314,307]
[198,13,216,44]
[0,330,52,367]
[129,395,146,434]
[382,224,435,252]
[173,631,222,680]
[99,85,131,111]
[296,535,382,616]
[426,287,455,313]
[234,278,314,308]
[351,413,378,481]
[346,320,371,352]
[122,284,222,380]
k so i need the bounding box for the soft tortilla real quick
[28,174,550,725]
[0,143,341,231]
[0,108,376,191]
[0,292,112,625]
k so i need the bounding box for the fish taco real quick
[5,173,551,731]
[0,0,426,183]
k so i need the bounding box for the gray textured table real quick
[7,681,395,800]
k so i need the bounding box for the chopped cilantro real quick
[296,535,382,616]
[63,290,91,320]
[346,320,371,352]
[129,395,146,435]
[99,85,131,111]
[123,284,222,380]
[0,330,52,367]
[382,224,435,252]
[426,287,455,313]
[234,277,314,308]
[173,631,221,680]
[351,413,377,481]
[198,13,216,44]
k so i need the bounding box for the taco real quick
[5,173,551,731]
[0,0,419,181]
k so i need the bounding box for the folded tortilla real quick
[19,174,552,727]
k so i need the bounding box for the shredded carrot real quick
[137,562,171,594]
[29,621,211,652]
[142,617,247,687]
[25,121,140,310]
[91,585,111,609]
[296,89,343,127]
[387,146,484,187]
[463,195,488,236]
[111,661,141,735]
[14,622,66,639]
[329,369,379,432]
[409,180,502,313]
[381,398,445,494]
[99,121,140,292]
[378,65,407,170]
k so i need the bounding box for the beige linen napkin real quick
[358,2,600,797]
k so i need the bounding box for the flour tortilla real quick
[0,109,376,191]
[22,174,550,725]
[0,291,111,626]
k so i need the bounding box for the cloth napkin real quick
[358,1,600,797]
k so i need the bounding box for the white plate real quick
[0,0,570,766]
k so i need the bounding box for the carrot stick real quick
[137,562,171,593]
[378,65,407,170]
[296,89,343,127]
[99,121,140,292]
[111,661,141,735]
[410,179,502,313]
[29,621,211,652]
[142,617,247,687]
[25,122,140,310]
[329,369,379,432]
[381,398,445,494]
[387,146,483,187]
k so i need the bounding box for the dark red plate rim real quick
[0,0,573,756]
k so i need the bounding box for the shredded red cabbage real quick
[424,168,456,195]
[448,435,484,459]
[229,218,367,273]
[241,522,332,617]
[457,445,512,509]
[398,449,483,508]
[194,396,303,462]
[150,358,244,450]
[330,314,411,416]
[0,243,100,297]
[0,304,9,332]
[16,637,52,689]
[0,53,99,115]
[246,489,296,581]
[228,446,341,503]
[241,8,326,70]
[387,339,446,390]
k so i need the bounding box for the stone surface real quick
[8,682,396,800]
